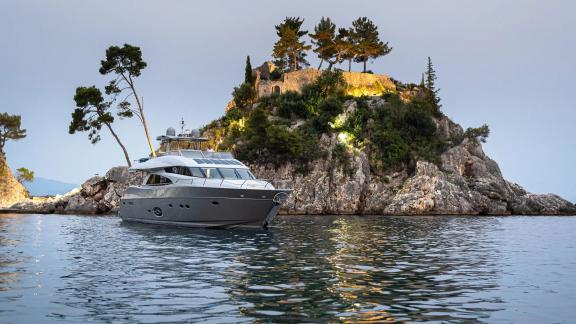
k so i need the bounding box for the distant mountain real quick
[25,177,78,196]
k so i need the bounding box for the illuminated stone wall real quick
[254,64,396,98]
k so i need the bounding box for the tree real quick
[272,17,311,72]
[69,86,132,166]
[351,17,391,72]
[324,28,355,71]
[99,44,156,157]
[0,112,26,157]
[245,56,254,85]
[465,124,490,143]
[424,57,442,113]
[309,17,337,70]
[16,167,34,184]
[232,83,256,109]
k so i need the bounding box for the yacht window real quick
[189,167,205,178]
[165,166,192,176]
[201,168,222,179]
[146,174,172,185]
[218,168,239,179]
[236,169,255,180]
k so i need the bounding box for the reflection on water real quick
[0,214,575,323]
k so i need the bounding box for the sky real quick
[1,0,574,202]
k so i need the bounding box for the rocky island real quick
[4,62,575,216]
[1,16,574,216]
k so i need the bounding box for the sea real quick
[1,214,575,323]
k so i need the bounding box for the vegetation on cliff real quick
[204,61,463,176]
[0,112,27,157]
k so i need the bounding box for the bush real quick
[465,124,490,143]
[343,93,446,172]
[232,82,256,109]
[269,69,283,81]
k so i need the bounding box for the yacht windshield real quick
[236,169,255,180]
[189,167,205,178]
[201,168,222,179]
[146,174,172,185]
[218,168,238,179]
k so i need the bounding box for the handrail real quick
[172,178,290,189]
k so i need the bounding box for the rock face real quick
[9,167,143,214]
[0,155,28,207]
[248,98,575,216]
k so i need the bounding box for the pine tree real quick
[244,56,254,85]
[0,112,26,157]
[309,17,336,70]
[425,57,442,113]
[272,17,312,72]
[351,17,391,72]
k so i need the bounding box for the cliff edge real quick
[0,155,28,207]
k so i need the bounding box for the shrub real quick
[464,124,490,143]
[269,69,283,81]
[232,82,256,109]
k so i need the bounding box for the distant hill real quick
[25,177,78,196]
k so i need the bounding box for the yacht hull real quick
[118,186,290,229]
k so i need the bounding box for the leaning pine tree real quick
[69,86,132,166]
[99,44,156,157]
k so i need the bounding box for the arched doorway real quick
[272,85,281,95]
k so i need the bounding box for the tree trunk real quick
[104,123,132,167]
[327,61,334,71]
[292,52,297,71]
[363,60,367,73]
[348,59,352,72]
[318,59,323,70]
[127,76,156,158]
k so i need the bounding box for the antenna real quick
[180,118,186,135]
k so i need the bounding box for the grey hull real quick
[119,185,290,229]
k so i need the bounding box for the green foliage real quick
[99,44,147,77]
[465,124,490,143]
[232,82,256,109]
[244,56,254,85]
[236,107,320,167]
[276,91,309,119]
[343,93,446,172]
[0,112,26,156]
[269,69,283,81]
[69,86,112,144]
[351,17,392,72]
[272,17,312,71]
[16,167,34,184]
[424,57,442,116]
[309,17,337,67]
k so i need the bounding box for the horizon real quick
[1,0,575,202]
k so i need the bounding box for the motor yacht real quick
[119,128,291,229]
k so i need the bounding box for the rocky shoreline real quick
[3,98,575,216]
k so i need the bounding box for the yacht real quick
[118,128,292,229]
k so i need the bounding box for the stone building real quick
[253,61,397,98]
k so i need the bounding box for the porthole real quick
[212,201,219,206]
[185,205,190,209]
[168,204,173,208]
[179,204,184,208]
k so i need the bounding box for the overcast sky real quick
[1,0,574,201]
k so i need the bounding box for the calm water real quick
[0,214,575,323]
